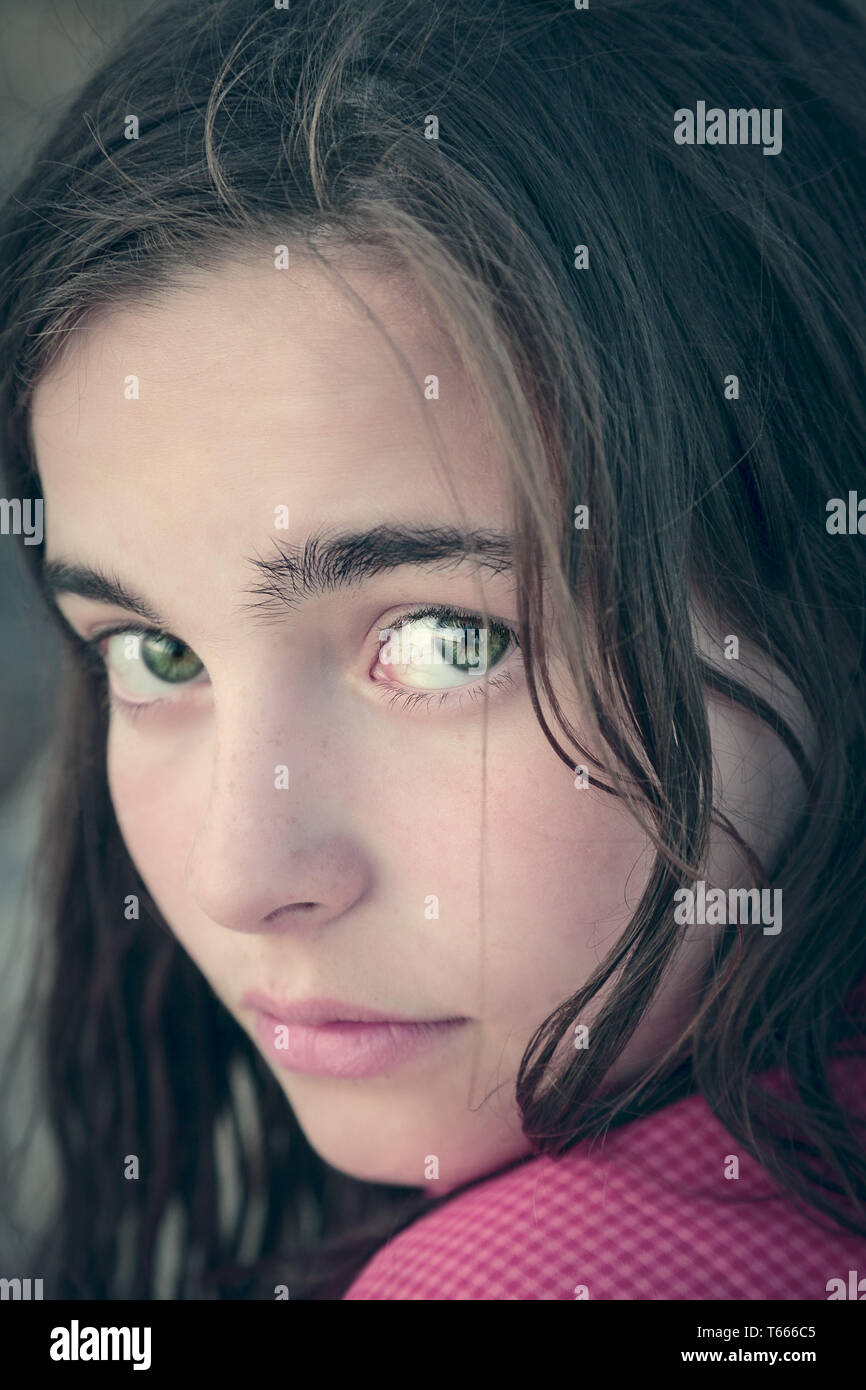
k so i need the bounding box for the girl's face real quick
[31,257,801,1193]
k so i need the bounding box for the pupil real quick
[423,618,508,671]
[141,634,202,682]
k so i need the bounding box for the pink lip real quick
[242,991,442,1026]
[242,992,470,1078]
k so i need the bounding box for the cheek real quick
[106,719,208,935]
[424,708,653,1017]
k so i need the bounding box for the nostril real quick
[263,902,318,922]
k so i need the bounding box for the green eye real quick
[377,611,514,690]
[140,633,204,683]
[103,630,206,702]
[428,618,510,672]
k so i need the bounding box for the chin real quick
[298,1111,531,1197]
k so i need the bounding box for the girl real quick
[1,0,865,1301]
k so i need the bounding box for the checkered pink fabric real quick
[343,1056,866,1299]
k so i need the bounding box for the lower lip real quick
[254,1011,469,1078]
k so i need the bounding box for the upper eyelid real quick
[92,628,142,647]
[80,606,518,647]
[380,604,518,637]
[70,619,164,647]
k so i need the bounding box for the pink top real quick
[344,1057,866,1300]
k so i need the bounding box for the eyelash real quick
[79,607,521,719]
[374,669,516,713]
[107,689,160,722]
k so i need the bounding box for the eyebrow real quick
[43,524,515,628]
[43,561,163,624]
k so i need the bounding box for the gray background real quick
[0,2,157,1263]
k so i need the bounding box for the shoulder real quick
[344,1065,866,1300]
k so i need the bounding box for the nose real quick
[184,692,372,934]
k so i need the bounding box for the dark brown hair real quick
[1,0,865,1298]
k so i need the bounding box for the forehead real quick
[30,257,508,600]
